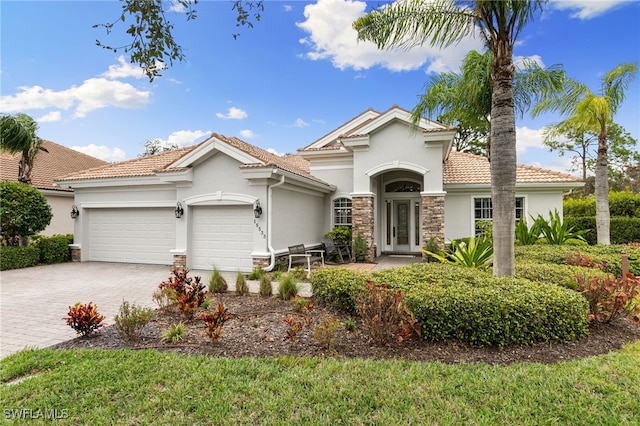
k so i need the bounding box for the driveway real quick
[0,256,421,359]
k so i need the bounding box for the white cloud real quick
[71,144,127,162]
[516,126,546,155]
[161,130,210,147]
[284,5,293,12]
[37,111,62,122]
[239,129,255,139]
[216,107,248,120]
[296,0,484,73]
[550,0,628,19]
[292,118,309,128]
[0,78,150,118]
[101,55,146,80]
[514,55,545,69]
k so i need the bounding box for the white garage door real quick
[87,208,175,265]
[191,205,254,271]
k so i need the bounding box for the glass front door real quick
[393,200,411,251]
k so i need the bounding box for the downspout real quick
[264,173,286,272]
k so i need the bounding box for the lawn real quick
[1,343,639,425]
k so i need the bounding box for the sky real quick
[1,0,639,176]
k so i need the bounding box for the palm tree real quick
[0,113,47,184]
[354,0,547,276]
[533,62,638,245]
[411,49,566,159]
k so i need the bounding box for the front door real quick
[393,200,411,252]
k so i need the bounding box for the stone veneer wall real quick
[421,195,445,249]
[173,254,187,270]
[352,195,375,262]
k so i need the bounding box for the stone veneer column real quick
[173,254,187,270]
[421,195,445,249]
[69,244,81,262]
[352,195,375,262]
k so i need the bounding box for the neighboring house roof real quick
[444,151,583,185]
[0,140,108,192]
[57,134,326,186]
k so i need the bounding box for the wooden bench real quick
[287,244,325,274]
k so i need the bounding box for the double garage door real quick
[87,206,253,271]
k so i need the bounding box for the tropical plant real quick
[63,302,106,337]
[161,322,186,344]
[0,113,48,184]
[423,236,493,270]
[208,266,228,293]
[354,0,549,276]
[533,62,638,245]
[537,210,588,245]
[514,217,543,245]
[235,272,249,296]
[0,181,52,246]
[352,233,367,261]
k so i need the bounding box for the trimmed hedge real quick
[311,262,589,347]
[564,191,640,218]
[565,216,640,245]
[514,244,640,277]
[0,245,40,270]
[34,234,73,264]
[514,262,612,290]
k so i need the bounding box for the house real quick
[56,106,583,271]
[0,140,108,236]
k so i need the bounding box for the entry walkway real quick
[0,256,422,359]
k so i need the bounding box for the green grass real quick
[2,344,640,425]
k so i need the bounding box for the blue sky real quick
[1,0,639,175]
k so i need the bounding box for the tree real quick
[0,113,48,185]
[0,181,52,246]
[534,62,638,244]
[354,0,547,276]
[411,49,566,159]
[543,122,639,182]
[95,0,264,81]
[139,139,180,157]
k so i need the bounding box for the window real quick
[333,197,352,228]
[385,180,422,192]
[474,197,524,234]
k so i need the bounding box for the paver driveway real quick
[0,262,176,359]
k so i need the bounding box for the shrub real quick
[343,317,356,332]
[114,300,154,341]
[161,322,185,344]
[577,274,640,324]
[537,210,588,245]
[422,236,443,262]
[291,295,313,313]
[423,236,493,270]
[290,266,307,282]
[63,302,106,337]
[311,268,368,314]
[283,314,311,342]
[158,267,206,317]
[0,245,40,270]
[208,266,228,293]
[259,274,273,297]
[515,217,543,245]
[565,192,640,218]
[325,226,352,246]
[515,262,611,290]
[248,267,266,280]
[352,233,368,261]
[357,282,420,345]
[201,302,233,341]
[235,272,249,296]
[313,314,340,350]
[0,181,52,245]
[33,234,73,264]
[278,274,299,300]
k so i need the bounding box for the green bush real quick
[114,300,155,341]
[514,262,612,290]
[0,245,40,270]
[0,181,52,245]
[565,216,640,245]
[564,192,640,218]
[33,234,73,264]
[277,274,299,300]
[325,226,352,246]
[310,267,368,313]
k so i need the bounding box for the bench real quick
[287,244,325,274]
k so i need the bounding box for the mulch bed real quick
[50,293,640,365]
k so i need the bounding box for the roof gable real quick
[0,140,108,191]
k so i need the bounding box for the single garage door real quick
[87,208,175,265]
[191,205,254,271]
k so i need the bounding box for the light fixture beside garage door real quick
[70,205,79,219]
[175,202,184,219]
[253,200,263,218]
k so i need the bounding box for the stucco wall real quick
[270,185,325,251]
[41,192,74,236]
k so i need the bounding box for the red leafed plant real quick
[565,251,607,270]
[63,302,106,337]
[283,314,312,342]
[577,273,640,323]
[159,267,206,318]
[357,281,421,345]
[201,302,233,341]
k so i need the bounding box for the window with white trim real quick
[333,197,352,228]
[474,197,524,234]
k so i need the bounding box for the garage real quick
[87,208,176,265]
[191,205,254,271]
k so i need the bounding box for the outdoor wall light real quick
[175,202,184,219]
[253,200,263,218]
[70,205,80,219]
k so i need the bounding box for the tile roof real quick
[0,140,108,192]
[444,151,583,185]
[57,134,329,186]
